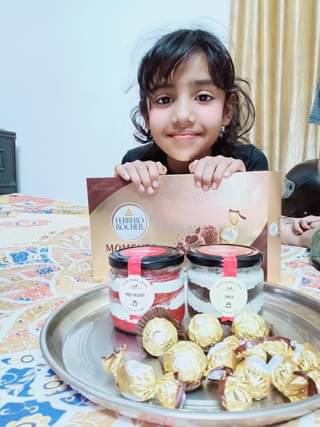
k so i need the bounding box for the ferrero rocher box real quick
[87,172,281,282]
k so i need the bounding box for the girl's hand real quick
[188,155,246,191]
[114,160,167,194]
[292,215,320,235]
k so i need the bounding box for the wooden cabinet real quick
[0,129,17,195]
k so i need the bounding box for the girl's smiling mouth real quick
[168,131,202,140]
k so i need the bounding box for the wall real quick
[0,0,230,204]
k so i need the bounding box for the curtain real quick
[229,0,320,174]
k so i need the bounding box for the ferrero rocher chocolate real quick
[219,375,253,411]
[116,359,157,401]
[295,343,320,372]
[223,335,241,351]
[155,372,185,409]
[142,317,178,357]
[269,355,308,400]
[235,339,267,362]
[187,314,224,349]
[207,341,237,372]
[232,311,270,340]
[102,347,187,407]
[162,341,207,390]
[264,337,293,359]
[235,356,270,400]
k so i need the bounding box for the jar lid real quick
[187,244,262,268]
[109,245,184,270]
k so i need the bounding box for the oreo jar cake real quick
[186,244,264,320]
[108,245,185,334]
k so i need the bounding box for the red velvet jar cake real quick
[186,244,264,320]
[109,245,185,334]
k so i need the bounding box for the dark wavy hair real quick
[131,28,255,153]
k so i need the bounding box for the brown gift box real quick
[87,172,281,282]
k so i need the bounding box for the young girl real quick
[115,28,268,194]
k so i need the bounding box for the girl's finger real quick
[190,159,206,189]
[210,159,231,189]
[188,159,199,173]
[114,164,130,181]
[147,162,161,189]
[201,159,219,190]
[134,162,153,192]
[124,163,145,192]
[223,159,246,177]
[156,162,167,175]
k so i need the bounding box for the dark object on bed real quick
[282,159,320,217]
[0,129,17,195]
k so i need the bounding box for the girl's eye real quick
[196,94,213,102]
[156,96,172,105]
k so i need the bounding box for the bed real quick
[1,194,320,426]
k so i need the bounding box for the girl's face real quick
[146,52,233,168]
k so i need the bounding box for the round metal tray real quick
[40,283,320,426]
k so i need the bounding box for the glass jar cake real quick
[186,244,264,320]
[108,245,185,334]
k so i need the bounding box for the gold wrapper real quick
[235,356,270,400]
[220,375,253,411]
[264,337,293,359]
[223,335,241,351]
[102,345,126,379]
[232,311,270,340]
[116,359,157,401]
[235,339,267,362]
[155,372,185,409]
[187,314,224,350]
[270,355,308,399]
[162,341,207,390]
[142,317,178,357]
[207,341,237,371]
[286,374,309,401]
[295,343,320,372]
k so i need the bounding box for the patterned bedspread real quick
[1,194,320,427]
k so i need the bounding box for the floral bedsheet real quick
[0,194,320,427]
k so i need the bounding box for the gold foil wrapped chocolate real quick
[102,345,126,379]
[219,375,253,411]
[295,343,320,372]
[269,355,308,400]
[187,314,224,350]
[232,311,270,340]
[142,317,178,357]
[235,339,267,362]
[116,358,157,401]
[235,356,270,400]
[102,348,185,407]
[155,372,186,409]
[162,341,207,390]
[264,336,293,359]
[223,335,241,351]
[207,341,237,371]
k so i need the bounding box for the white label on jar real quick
[209,277,248,316]
[119,275,154,314]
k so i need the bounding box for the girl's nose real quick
[172,100,195,125]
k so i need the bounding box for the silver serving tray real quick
[40,284,320,426]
